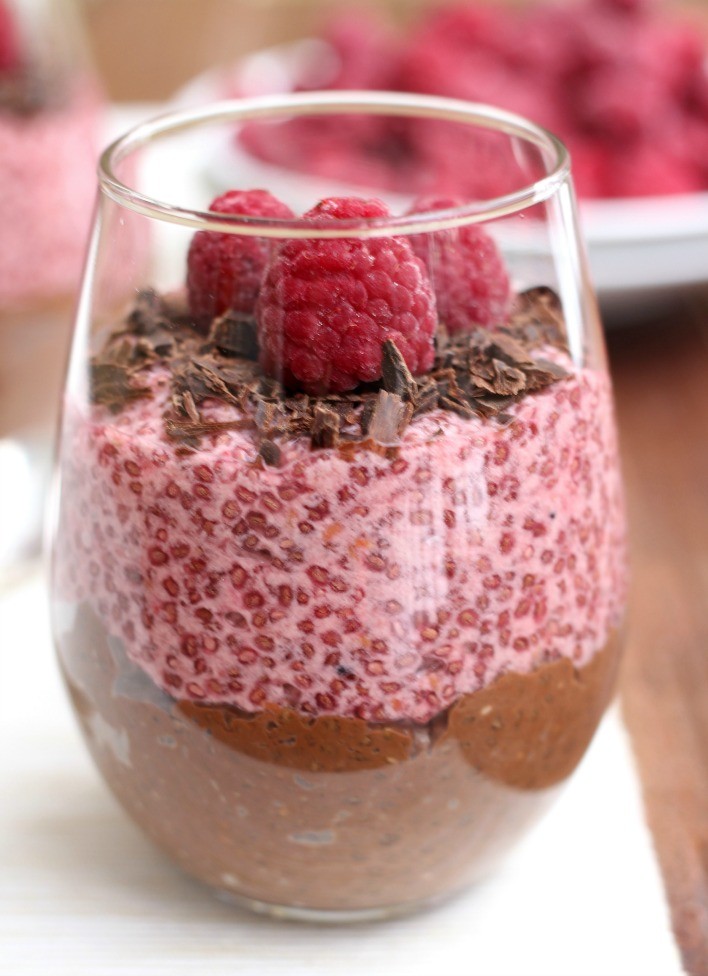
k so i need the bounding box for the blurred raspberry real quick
[505,4,587,81]
[232,0,708,201]
[407,195,511,333]
[566,138,610,199]
[186,189,294,329]
[575,64,672,140]
[257,197,437,394]
[398,34,564,199]
[320,11,401,90]
[240,116,415,194]
[607,142,704,197]
[633,21,705,99]
[0,1,21,74]
[405,2,513,59]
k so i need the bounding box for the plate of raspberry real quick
[173,0,708,316]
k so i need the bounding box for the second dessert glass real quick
[0,0,104,574]
[51,92,628,921]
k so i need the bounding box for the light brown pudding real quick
[59,603,621,914]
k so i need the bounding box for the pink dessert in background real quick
[0,81,102,309]
[0,0,105,571]
[0,0,102,310]
[0,0,104,446]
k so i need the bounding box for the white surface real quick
[0,572,685,976]
[174,44,708,315]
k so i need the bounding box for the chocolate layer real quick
[59,603,621,913]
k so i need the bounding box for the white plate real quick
[173,43,708,316]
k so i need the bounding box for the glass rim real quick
[99,90,571,239]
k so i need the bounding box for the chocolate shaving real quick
[508,286,566,348]
[366,391,414,444]
[182,390,201,423]
[173,360,240,407]
[359,400,376,436]
[490,358,527,396]
[439,396,474,419]
[311,405,341,449]
[165,416,246,442]
[468,372,498,396]
[524,360,569,391]
[89,362,151,414]
[473,395,515,418]
[127,290,166,333]
[258,440,282,466]
[412,380,440,418]
[486,333,534,368]
[381,340,416,401]
[209,313,259,360]
[255,400,277,433]
[91,285,571,454]
[123,290,179,358]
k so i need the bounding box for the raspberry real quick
[565,137,609,199]
[0,1,20,73]
[407,196,511,333]
[406,2,513,60]
[256,197,437,394]
[576,64,671,141]
[607,142,703,198]
[186,189,294,330]
[320,11,400,91]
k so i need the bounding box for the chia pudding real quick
[53,191,627,916]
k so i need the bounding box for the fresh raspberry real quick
[186,189,294,330]
[407,196,511,334]
[0,1,20,74]
[256,197,437,394]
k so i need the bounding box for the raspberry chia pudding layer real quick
[55,194,627,913]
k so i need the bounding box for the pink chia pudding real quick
[58,339,624,723]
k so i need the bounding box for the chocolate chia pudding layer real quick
[59,603,621,913]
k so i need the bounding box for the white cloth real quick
[0,571,684,976]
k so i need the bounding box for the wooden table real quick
[608,289,708,976]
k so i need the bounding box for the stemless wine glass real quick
[51,92,627,922]
[0,0,103,575]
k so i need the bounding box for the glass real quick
[0,0,103,576]
[51,92,628,921]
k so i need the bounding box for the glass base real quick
[214,885,457,925]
